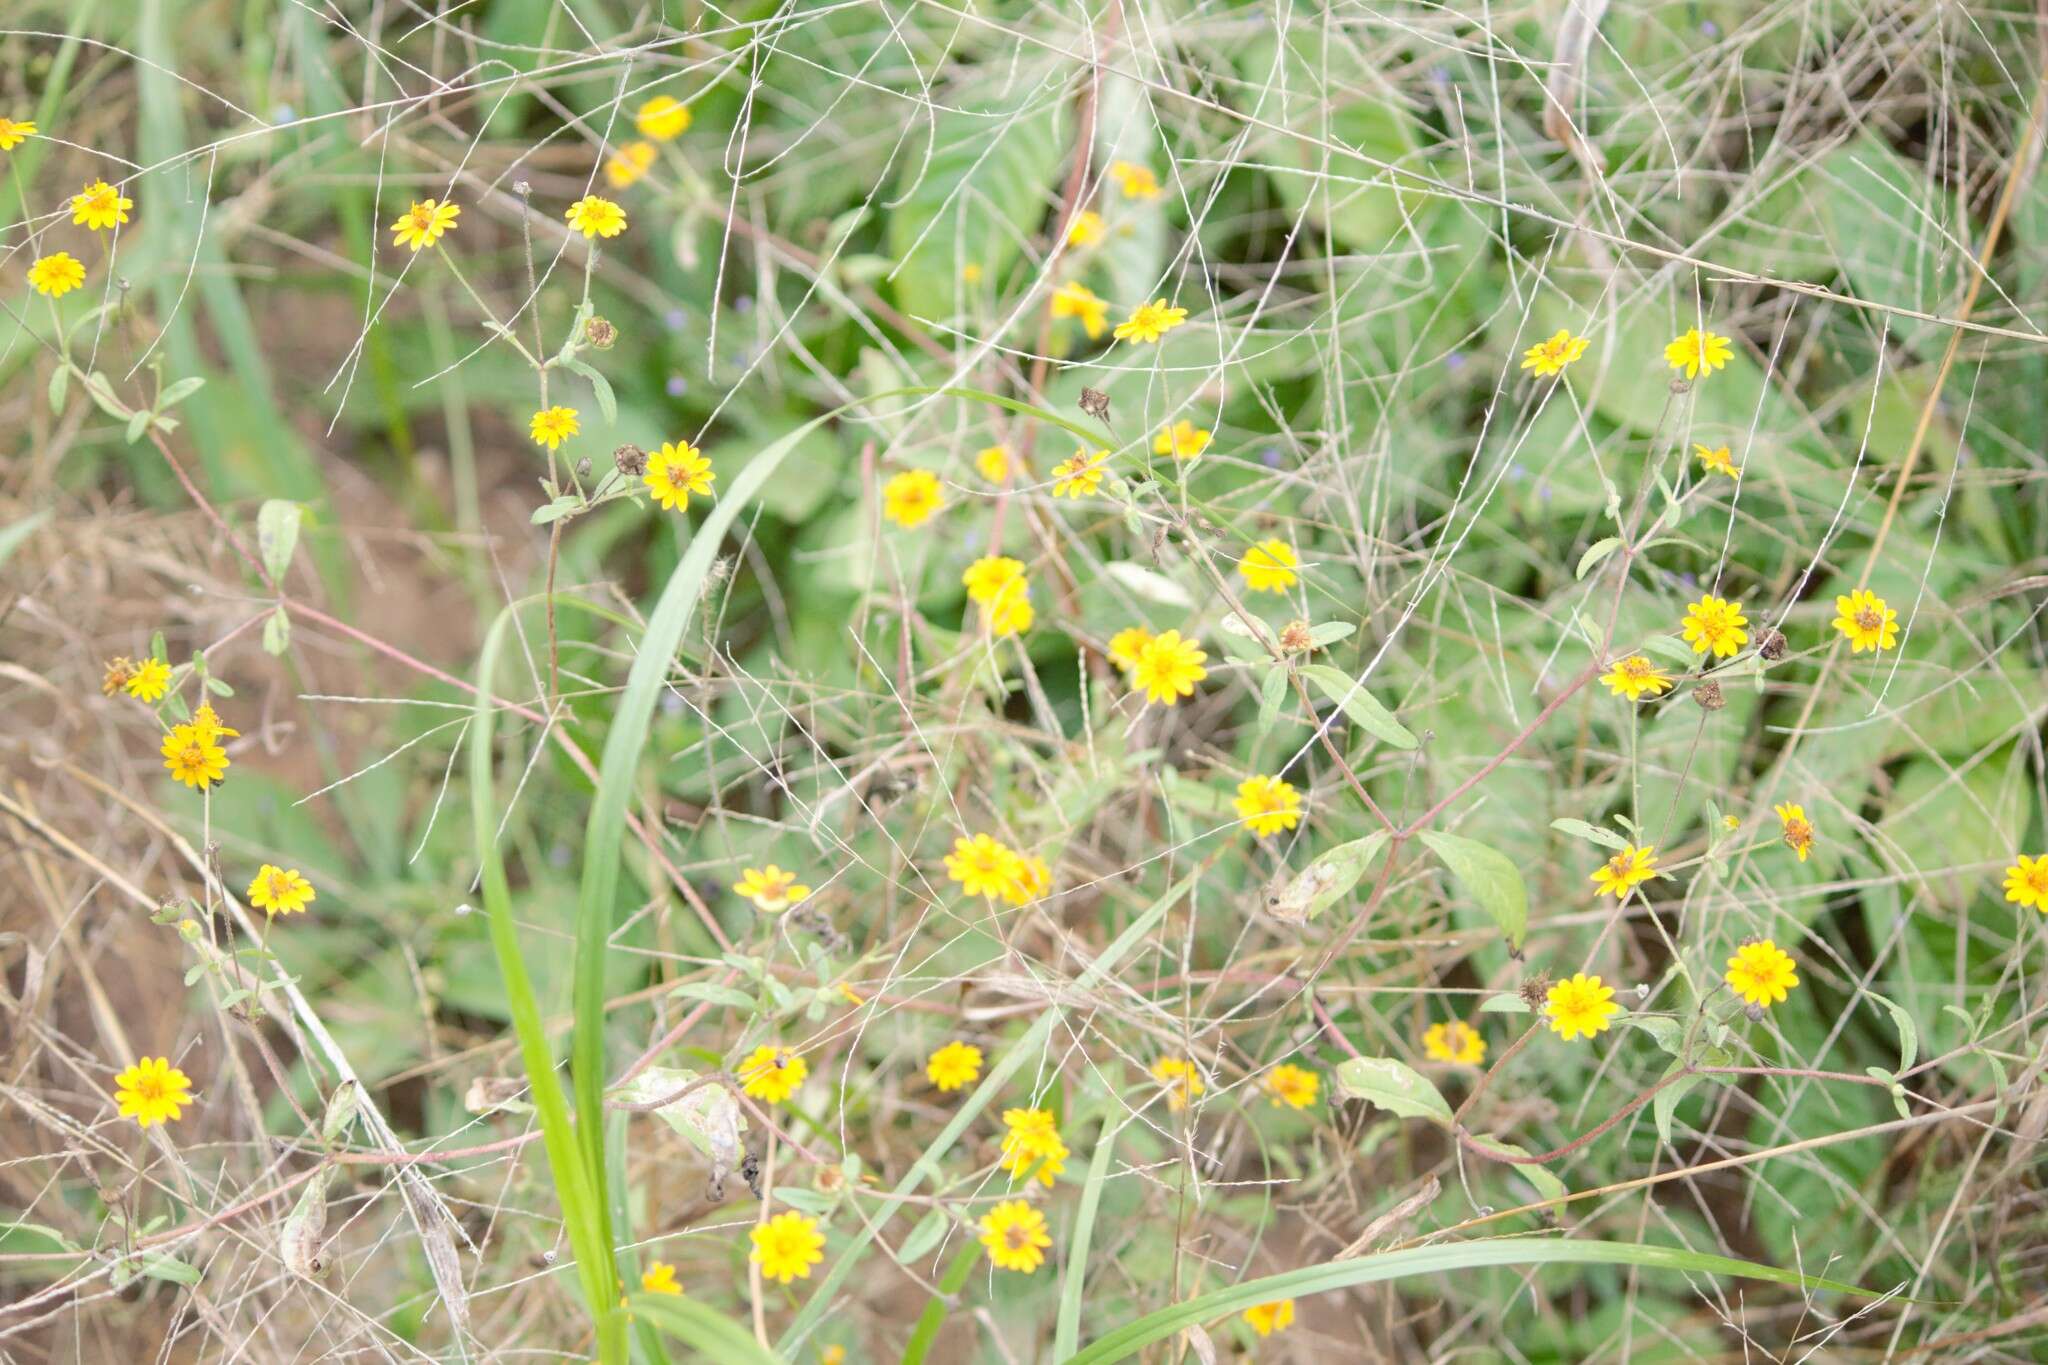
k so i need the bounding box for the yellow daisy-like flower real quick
[945,833,1026,900]
[1774,802,1815,862]
[189,703,238,741]
[1600,655,1671,701]
[0,116,36,151]
[1725,939,1798,1007]
[1422,1020,1486,1066]
[1239,539,1299,594]
[28,252,86,299]
[1520,329,1588,377]
[636,94,692,141]
[821,1347,846,1365]
[733,865,810,912]
[1150,1056,1206,1112]
[605,140,657,189]
[1152,420,1210,460]
[975,444,1013,482]
[1665,326,1733,380]
[1243,1299,1296,1338]
[882,469,943,528]
[1130,629,1207,706]
[1050,448,1107,498]
[1832,588,1898,654]
[926,1040,983,1093]
[113,1056,194,1128]
[1545,972,1620,1041]
[1050,280,1109,339]
[1694,443,1741,479]
[1106,626,1153,673]
[529,406,580,451]
[963,555,1025,605]
[979,1200,1052,1273]
[960,262,984,285]
[247,864,316,917]
[1113,298,1189,344]
[389,198,460,252]
[983,575,1034,638]
[751,1211,825,1284]
[1233,775,1301,838]
[1066,209,1105,245]
[1589,844,1657,899]
[1681,594,1749,658]
[1109,160,1160,199]
[124,657,172,703]
[641,1260,682,1295]
[1011,854,1053,905]
[998,1108,1068,1186]
[70,180,133,232]
[645,441,715,512]
[1264,1062,1318,1110]
[2001,854,2048,912]
[565,195,628,239]
[737,1045,808,1104]
[161,724,228,791]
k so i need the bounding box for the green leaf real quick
[1263,831,1389,922]
[1299,664,1416,750]
[1415,831,1528,950]
[257,500,303,583]
[124,409,152,444]
[1255,665,1288,735]
[1551,817,1629,851]
[1334,1056,1453,1126]
[1056,1113,1122,1359]
[561,357,617,425]
[158,375,205,409]
[1467,1138,1568,1206]
[47,364,70,410]
[1865,991,1918,1073]
[1576,536,1622,580]
[900,1243,982,1365]
[262,605,290,657]
[625,1294,782,1364]
[1479,992,1529,1014]
[531,495,581,525]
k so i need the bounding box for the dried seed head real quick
[1693,680,1725,711]
[575,456,592,479]
[1758,629,1788,661]
[1744,1002,1766,1023]
[101,656,135,695]
[812,1164,846,1195]
[1519,971,1553,1010]
[1278,619,1316,653]
[584,315,617,350]
[1078,387,1111,421]
[614,443,648,477]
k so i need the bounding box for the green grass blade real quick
[898,1241,982,1365]
[1054,1112,1122,1358]
[624,1294,783,1363]
[1060,1238,1888,1364]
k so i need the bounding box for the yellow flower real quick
[1050,280,1109,339]
[1773,802,1815,862]
[636,94,692,141]
[737,1045,808,1104]
[1012,854,1053,904]
[1150,1057,1205,1111]
[1725,939,1798,1007]
[1694,443,1741,479]
[161,724,228,790]
[113,1056,193,1128]
[247,864,316,917]
[1600,655,1671,701]
[1109,160,1160,199]
[645,441,715,511]
[529,406,580,451]
[983,575,1034,637]
[1681,594,1749,658]
[1050,448,1107,498]
[751,1210,825,1284]
[1152,420,1210,460]
[1264,1062,1318,1110]
[998,1107,1068,1186]
[1066,209,1105,245]
[960,262,983,284]
[975,444,1013,482]
[1113,298,1188,344]
[565,195,628,239]
[1544,972,1620,1041]
[1832,588,1898,653]
[1589,844,1657,899]
[945,833,1026,900]
[70,180,133,232]
[821,1347,846,1365]
[1243,1299,1295,1337]
[2001,854,2048,912]
[1130,629,1207,706]
[927,1040,983,1092]
[1233,775,1301,838]
[605,140,657,189]
[641,1260,682,1295]
[1520,329,1588,377]
[1106,626,1153,673]
[882,469,943,528]
[189,703,238,741]
[963,555,1025,605]
[28,252,86,298]
[1239,539,1299,593]
[979,1200,1051,1273]
[733,865,810,912]
[124,658,172,703]
[836,982,864,1007]
[1422,1020,1486,1066]
[0,116,36,151]
[389,198,459,252]
[1665,326,1733,379]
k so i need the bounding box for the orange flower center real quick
[178,745,204,768]
[1783,819,1812,848]
[1003,1225,1032,1250]
[1854,607,1882,632]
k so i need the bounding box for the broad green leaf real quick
[1415,830,1528,950]
[1335,1056,1453,1126]
[257,500,303,583]
[1263,831,1389,922]
[1552,817,1629,851]
[1299,664,1416,749]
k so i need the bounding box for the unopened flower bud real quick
[1693,680,1724,711]
[1758,629,1787,661]
[1744,1003,1766,1023]
[584,315,617,350]
[614,443,647,476]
